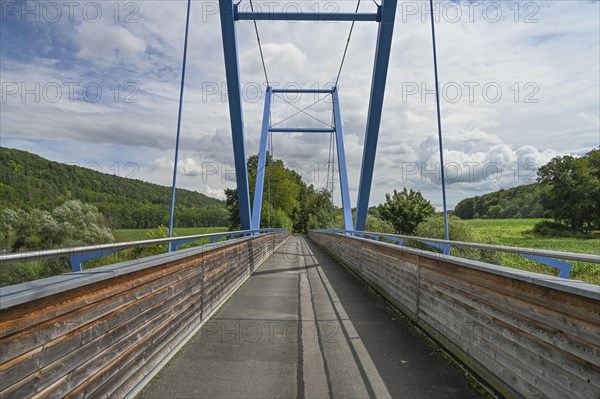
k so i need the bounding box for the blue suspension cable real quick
[168,0,192,251]
[429,0,450,242]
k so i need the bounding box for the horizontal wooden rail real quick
[0,232,289,398]
[309,232,600,399]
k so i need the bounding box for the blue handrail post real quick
[168,0,192,252]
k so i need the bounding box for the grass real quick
[464,219,600,285]
[114,227,227,242]
[0,227,229,287]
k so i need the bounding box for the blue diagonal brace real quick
[251,87,273,229]
[355,0,398,231]
[69,249,119,272]
[421,240,451,255]
[520,254,572,279]
[219,0,252,230]
[332,88,354,231]
[384,236,404,246]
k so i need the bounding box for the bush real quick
[2,200,114,286]
[413,215,502,265]
[532,220,571,236]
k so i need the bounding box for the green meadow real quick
[115,227,227,242]
[464,219,600,284]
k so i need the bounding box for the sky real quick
[1,0,599,210]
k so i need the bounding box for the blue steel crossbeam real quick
[272,89,333,94]
[269,128,335,133]
[235,10,380,23]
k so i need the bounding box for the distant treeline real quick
[0,147,228,229]
[453,184,550,220]
[454,148,599,232]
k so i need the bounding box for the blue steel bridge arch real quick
[164,0,449,238]
[218,0,399,232]
[251,87,354,231]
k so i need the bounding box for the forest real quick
[454,148,599,232]
[0,147,228,228]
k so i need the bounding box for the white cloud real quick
[205,186,226,201]
[2,0,599,210]
[75,22,146,64]
[151,157,205,177]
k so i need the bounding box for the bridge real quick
[1,1,599,398]
[1,230,598,398]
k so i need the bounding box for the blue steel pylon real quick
[219,0,398,231]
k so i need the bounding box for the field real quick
[0,227,229,287]
[115,227,227,242]
[463,219,600,285]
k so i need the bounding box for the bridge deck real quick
[139,236,483,398]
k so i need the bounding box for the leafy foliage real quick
[453,184,549,220]
[413,215,502,264]
[376,188,436,235]
[7,200,114,251]
[0,147,228,229]
[225,154,335,232]
[537,149,600,232]
[1,200,114,286]
[453,149,600,226]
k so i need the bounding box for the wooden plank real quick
[0,233,288,399]
[0,252,206,338]
[417,294,552,399]
[71,308,204,398]
[2,280,203,399]
[31,289,203,399]
[418,284,598,398]
[420,265,599,349]
[419,256,600,325]
[0,261,201,364]
[0,270,202,396]
[419,270,600,367]
[312,234,600,399]
[420,269,600,384]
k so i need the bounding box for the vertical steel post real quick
[251,87,272,229]
[354,0,398,231]
[168,0,192,251]
[219,0,252,229]
[332,88,353,230]
[429,0,450,242]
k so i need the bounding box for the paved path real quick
[140,236,483,399]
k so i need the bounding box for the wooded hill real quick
[0,147,228,228]
[453,183,550,219]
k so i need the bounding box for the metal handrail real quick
[312,229,600,264]
[0,229,287,266]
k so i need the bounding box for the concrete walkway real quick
[139,236,483,399]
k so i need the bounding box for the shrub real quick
[533,220,571,236]
[413,215,502,265]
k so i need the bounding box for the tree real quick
[0,147,227,229]
[226,155,334,232]
[225,188,240,230]
[537,149,600,232]
[376,188,435,235]
[414,215,501,264]
[9,200,114,251]
[3,200,114,285]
